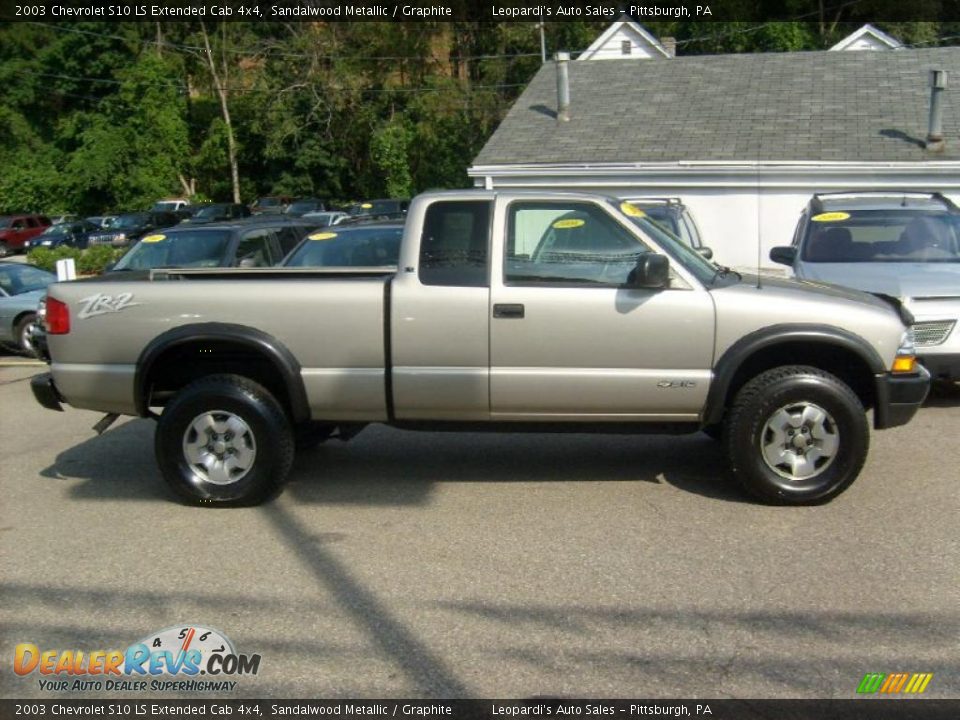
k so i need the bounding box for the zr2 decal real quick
[77,292,142,319]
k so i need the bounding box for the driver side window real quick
[505,202,650,286]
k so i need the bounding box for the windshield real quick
[40,224,71,236]
[114,214,148,229]
[153,201,180,211]
[801,209,960,263]
[284,226,403,267]
[638,207,680,235]
[287,201,319,213]
[113,230,232,270]
[0,264,55,295]
[194,205,225,219]
[257,198,281,207]
[611,201,719,284]
[348,200,401,217]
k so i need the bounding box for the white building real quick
[577,20,674,60]
[830,24,903,52]
[469,48,960,271]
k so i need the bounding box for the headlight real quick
[892,330,917,373]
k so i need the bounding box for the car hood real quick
[740,273,894,309]
[798,262,960,299]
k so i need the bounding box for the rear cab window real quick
[418,201,491,287]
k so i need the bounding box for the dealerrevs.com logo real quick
[13,625,261,692]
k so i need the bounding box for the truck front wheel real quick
[724,365,868,505]
[156,374,294,506]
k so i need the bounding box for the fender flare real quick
[702,324,886,426]
[134,323,310,423]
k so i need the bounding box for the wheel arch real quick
[703,324,886,426]
[135,323,310,423]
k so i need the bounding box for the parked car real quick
[151,199,191,213]
[770,191,960,380]
[301,210,349,227]
[0,214,52,256]
[110,219,316,272]
[0,261,55,356]
[48,214,79,226]
[86,211,181,247]
[284,199,328,217]
[621,197,713,259]
[250,196,294,215]
[345,198,410,220]
[25,220,102,250]
[283,221,404,268]
[181,203,252,224]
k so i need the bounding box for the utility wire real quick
[21,21,542,62]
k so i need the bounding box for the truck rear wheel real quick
[724,365,868,505]
[156,374,294,506]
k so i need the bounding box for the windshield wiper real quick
[710,264,741,284]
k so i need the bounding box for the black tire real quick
[0,242,9,258]
[724,365,868,505]
[155,374,294,506]
[295,422,336,450]
[15,313,38,357]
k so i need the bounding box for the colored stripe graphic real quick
[858,672,933,694]
[904,673,934,694]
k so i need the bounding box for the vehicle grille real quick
[911,320,956,347]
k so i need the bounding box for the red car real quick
[0,215,52,256]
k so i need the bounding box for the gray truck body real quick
[32,190,930,506]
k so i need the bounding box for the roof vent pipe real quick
[555,51,570,123]
[926,69,947,152]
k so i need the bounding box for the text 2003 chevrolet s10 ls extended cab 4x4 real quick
[31,191,929,506]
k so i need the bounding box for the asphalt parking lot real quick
[1,358,958,700]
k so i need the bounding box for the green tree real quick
[65,53,189,211]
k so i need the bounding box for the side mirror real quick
[769,246,797,266]
[628,253,669,289]
[697,246,714,261]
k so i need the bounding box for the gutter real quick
[469,161,960,190]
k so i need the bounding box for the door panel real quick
[490,198,715,420]
[390,199,492,420]
[490,286,714,418]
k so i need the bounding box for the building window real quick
[621,40,632,55]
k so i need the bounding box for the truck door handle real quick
[493,303,525,319]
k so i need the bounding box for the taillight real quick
[46,297,70,335]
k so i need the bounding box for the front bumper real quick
[873,365,931,429]
[31,372,64,412]
[918,353,960,381]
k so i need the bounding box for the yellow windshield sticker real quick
[620,202,647,218]
[811,212,850,222]
[142,234,166,243]
[552,218,585,229]
[308,232,338,241]
[361,203,373,209]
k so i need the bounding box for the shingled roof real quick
[472,47,960,166]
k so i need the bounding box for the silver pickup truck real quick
[31,190,930,507]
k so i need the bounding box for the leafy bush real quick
[26,246,82,273]
[27,245,124,276]
[77,245,125,275]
